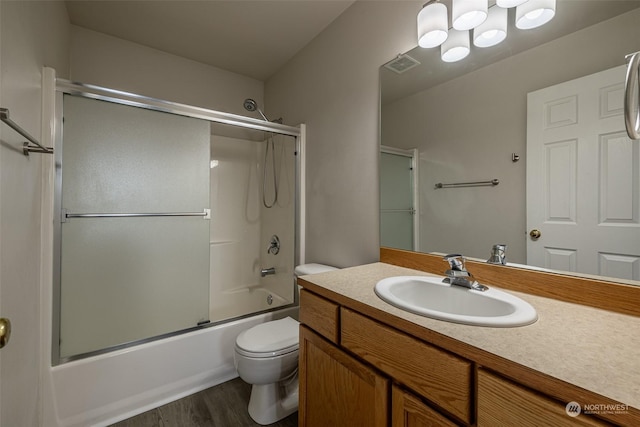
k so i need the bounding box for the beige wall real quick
[266,1,422,268]
[382,9,640,264]
[70,25,264,117]
[0,1,69,425]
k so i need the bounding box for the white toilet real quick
[234,263,338,425]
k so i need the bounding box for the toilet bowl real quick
[234,263,338,425]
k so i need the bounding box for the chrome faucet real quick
[442,254,488,291]
[487,244,507,265]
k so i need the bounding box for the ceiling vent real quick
[384,54,421,74]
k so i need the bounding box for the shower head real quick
[243,98,258,112]
[243,98,269,122]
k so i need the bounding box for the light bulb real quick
[442,30,470,62]
[473,6,507,48]
[525,9,544,20]
[452,0,488,31]
[482,29,498,39]
[516,0,556,30]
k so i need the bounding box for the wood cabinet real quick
[299,289,339,344]
[477,369,610,427]
[299,325,388,427]
[299,288,620,427]
[341,308,471,424]
[392,385,460,427]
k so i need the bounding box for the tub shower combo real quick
[48,77,304,426]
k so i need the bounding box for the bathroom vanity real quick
[297,252,640,426]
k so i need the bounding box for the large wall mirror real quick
[380,1,640,285]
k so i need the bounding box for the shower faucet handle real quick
[267,235,280,255]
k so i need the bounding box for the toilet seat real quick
[235,344,298,359]
[235,317,299,358]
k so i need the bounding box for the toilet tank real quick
[294,263,338,277]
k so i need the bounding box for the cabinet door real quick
[478,369,610,427]
[392,385,460,427]
[299,325,389,427]
[341,308,472,423]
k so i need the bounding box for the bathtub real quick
[210,286,291,323]
[43,305,298,427]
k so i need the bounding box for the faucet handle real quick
[267,235,280,255]
[443,254,465,271]
[487,244,507,265]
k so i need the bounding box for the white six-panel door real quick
[527,65,640,281]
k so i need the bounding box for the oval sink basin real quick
[374,276,537,327]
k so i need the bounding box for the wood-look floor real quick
[109,377,298,427]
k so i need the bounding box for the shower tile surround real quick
[208,133,297,323]
[298,252,640,425]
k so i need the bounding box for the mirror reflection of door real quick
[527,64,640,281]
[380,147,419,251]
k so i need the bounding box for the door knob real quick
[529,229,542,240]
[0,318,11,349]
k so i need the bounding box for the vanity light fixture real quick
[417,0,556,63]
[442,29,471,62]
[473,6,507,48]
[516,0,556,29]
[496,0,528,7]
[417,0,449,48]
[452,0,488,31]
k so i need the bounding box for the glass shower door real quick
[58,95,210,359]
[380,151,415,251]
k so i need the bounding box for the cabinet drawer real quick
[341,308,472,424]
[477,369,610,427]
[392,385,461,427]
[299,289,339,343]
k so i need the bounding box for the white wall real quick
[382,9,640,263]
[70,25,264,116]
[0,1,69,426]
[265,1,422,268]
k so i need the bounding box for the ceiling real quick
[65,0,355,82]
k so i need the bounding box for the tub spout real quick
[261,267,276,277]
